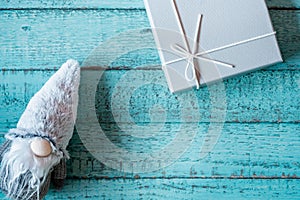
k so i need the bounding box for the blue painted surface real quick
[0,0,299,199]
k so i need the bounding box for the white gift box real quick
[144,0,282,93]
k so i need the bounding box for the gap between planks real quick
[66,176,300,180]
[1,66,299,72]
[0,7,299,11]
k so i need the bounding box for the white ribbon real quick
[162,0,276,89]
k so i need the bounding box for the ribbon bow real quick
[163,0,276,89]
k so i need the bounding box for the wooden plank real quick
[0,70,54,132]
[267,0,300,9]
[0,10,299,70]
[0,69,299,130]
[84,69,300,123]
[0,9,152,70]
[0,0,299,9]
[1,178,299,199]
[2,123,298,178]
[64,123,300,178]
[0,0,145,9]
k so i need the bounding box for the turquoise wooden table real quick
[0,0,300,199]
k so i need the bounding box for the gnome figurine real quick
[0,59,80,200]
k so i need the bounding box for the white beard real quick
[0,138,63,200]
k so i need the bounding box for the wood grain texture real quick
[0,10,299,70]
[0,69,299,131]
[266,0,300,9]
[0,0,299,9]
[58,123,300,178]
[2,123,298,179]
[1,179,299,200]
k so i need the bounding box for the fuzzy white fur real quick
[0,139,61,199]
[0,59,80,200]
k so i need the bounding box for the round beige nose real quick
[30,138,52,157]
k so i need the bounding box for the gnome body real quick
[0,59,80,200]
